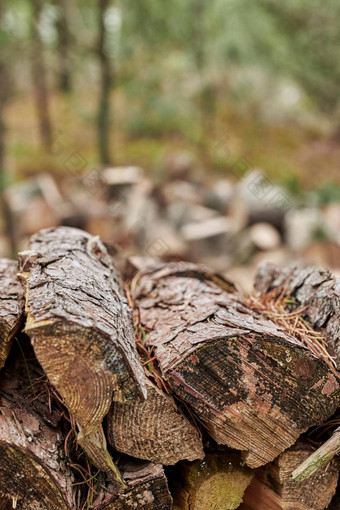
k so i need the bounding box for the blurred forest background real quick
[0,0,339,288]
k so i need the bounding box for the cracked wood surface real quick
[18,226,146,485]
[239,441,339,510]
[107,378,204,465]
[133,262,340,468]
[0,364,74,509]
[0,259,24,369]
[105,461,172,510]
[255,262,340,368]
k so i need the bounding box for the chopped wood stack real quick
[0,227,339,509]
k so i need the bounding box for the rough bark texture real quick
[30,0,53,151]
[239,441,339,510]
[107,378,204,465]
[18,226,146,485]
[0,259,25,369]
[97,0,113,165]
[106,461,172,510]
[133,262,340,467]
[0,360,74,509]
[172,452,254,510]
[255,262,340,368]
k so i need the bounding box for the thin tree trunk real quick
[18,226,146,487]
[97,0,113,164]
[55,0,72,93]
[0,4,16,257]
[132,262,340,468]
[30,0,53,151]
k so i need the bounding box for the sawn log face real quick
[108,378,204,465]
[18,226,146,484]
[133,262,340,467]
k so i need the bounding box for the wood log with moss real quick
[239,440,339,510]
[17,226,147,487]
[106,460,172,509]
[107,378,204,465]
[255,262,340,367]
[0,258,24,369]
[171,451,254,510]
[132,262,340,468]
[291,427,340,482]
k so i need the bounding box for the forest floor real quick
[5,90,340,197]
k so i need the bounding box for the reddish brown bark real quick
[132,262,340,467]
[255,262,340,368]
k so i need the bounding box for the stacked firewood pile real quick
[3,165,340,290]
[0,226,339,510]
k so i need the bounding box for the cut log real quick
[255,262,340,367]
[107,378,204,465]
[0,358,74,509]
[106,460,172,510]
[171,452,254,510]
[0,258,24,369]
[291,427,340,482]
[239,441,339,510]
[132,262,340,467]
[18,226,146,486]
[0,338,136,510]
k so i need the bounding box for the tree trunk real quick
[97,0,113,164]
[55,0,72,93]
[239,440,339,510]
[107,461,172,509]
[107,378,204,465]
[0,259,25,369]
[132,262,340,468]
[0,4,17,257]
[255,262,340,368]
[18,226,146,486]
[172,451,254,510]
[30,0,53,151]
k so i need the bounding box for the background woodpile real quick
[0,226,339,509]
[2,166,340,293]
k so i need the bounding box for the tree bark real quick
[0,259,25,369]
[107,378,204,465]
[18,226,146,486]
[54,0,72,93]
[172,451,254,510]
[0,354,74,509]
[239,441,339,510]
[106,461,172,510]
[132,262,340,468]
[30,0,53,151]
[255,262,340,368]
[97,0,113,164]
